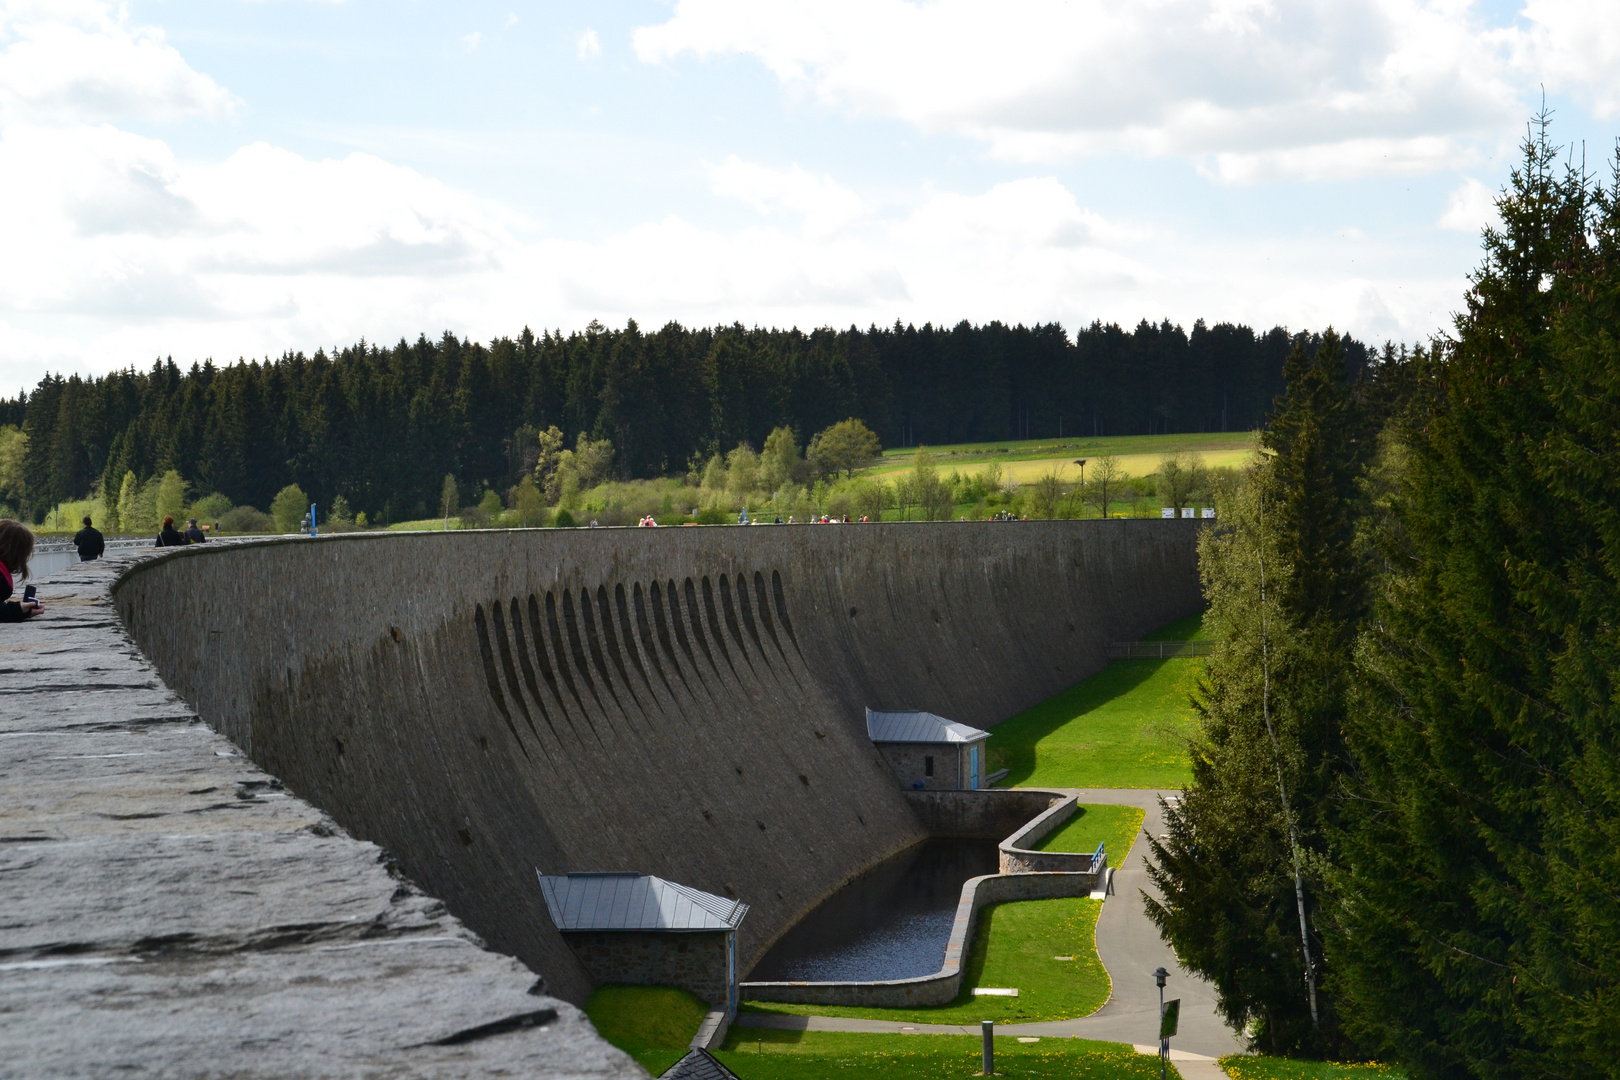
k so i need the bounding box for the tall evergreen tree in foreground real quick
[1146,329,1381,1055]
[1329,115,1620,1079]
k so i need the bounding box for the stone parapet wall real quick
[0,552,641,1078]
[999,794,1103,874]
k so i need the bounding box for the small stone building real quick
[866,708,990,791]
[537,871,749,1015]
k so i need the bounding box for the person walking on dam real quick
[74,516,105,561]
[0,520,42,621]
[184,518,207,544]
[155,516,187,547]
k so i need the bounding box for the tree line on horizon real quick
[5,316,1369,524]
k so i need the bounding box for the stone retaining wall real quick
[904,788,1067,838]
[999,794,1104,875]
[739,869,1097,1007]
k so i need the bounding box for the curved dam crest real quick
[114,521,1201,1008]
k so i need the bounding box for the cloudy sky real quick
[1,0,1617,389]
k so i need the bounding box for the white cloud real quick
[0,122,514,331]
[1202,135,1481,184]
[633,0,1525,179]
[709,156,866,236]
[0,0,235,123]
[0,1,1478,385]
[1514,0,1620,118]
[1438,176,1499,233]
[504,12,519,31]
[0,124,1459,385]
[461,31,482,53]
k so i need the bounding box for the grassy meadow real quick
[1033,803,1146,864]
[744,896,1109,1025]
[870,431,1258,487]
[35,429,1255,536]
[877,430,1257,465]
[714,1030,1179,1079]
[583,984,710,1075]
[986,611,1208,790]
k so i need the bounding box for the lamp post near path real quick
[1153,966,1180,1080]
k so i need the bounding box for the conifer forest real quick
[11,318,1367,523]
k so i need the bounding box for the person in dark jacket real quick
[155,516,187,547]
[74,516,105,561]
[184,517,207,544]
[0,519,41,621]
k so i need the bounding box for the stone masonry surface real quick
[1000,794,1099,874]
[874,740,981,790]
[565,930,733,1006]
[904,788,1065,838]
[0,549,642,1080]
[104,521,1198,1018]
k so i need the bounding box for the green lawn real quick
[1220,1057,1406,1080]
[1144,611,1214,642]
[583,984,709,1075]
[1032,803,1146,867]
[987,612,1206,789]
[878,431,1255,466]
[744,897,1109,1024]
[716,1030,1181,1079]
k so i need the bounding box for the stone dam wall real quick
[113,520,1201,1009]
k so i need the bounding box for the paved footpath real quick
[735,787,1242,1079]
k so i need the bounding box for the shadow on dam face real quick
[113,521,1201,1006]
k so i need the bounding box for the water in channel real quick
[748,837,999,982]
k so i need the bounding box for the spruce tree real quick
[1146,331,1375,1055]
[1329,114,1619,1079]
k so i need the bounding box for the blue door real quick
[969,746,979,790]
[728,931,737,1016]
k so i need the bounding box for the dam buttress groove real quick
[114,521,1200,1007]
[474,571,811,762]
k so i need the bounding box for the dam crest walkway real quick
[0,549,641,1079]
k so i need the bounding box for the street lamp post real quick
[1154,967,1169,1080]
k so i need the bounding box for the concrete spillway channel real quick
[1,522,1200,1076]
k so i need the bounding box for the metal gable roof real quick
[659,1050,742,1080]
[535,872,748,932]
[865,708,989,744]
